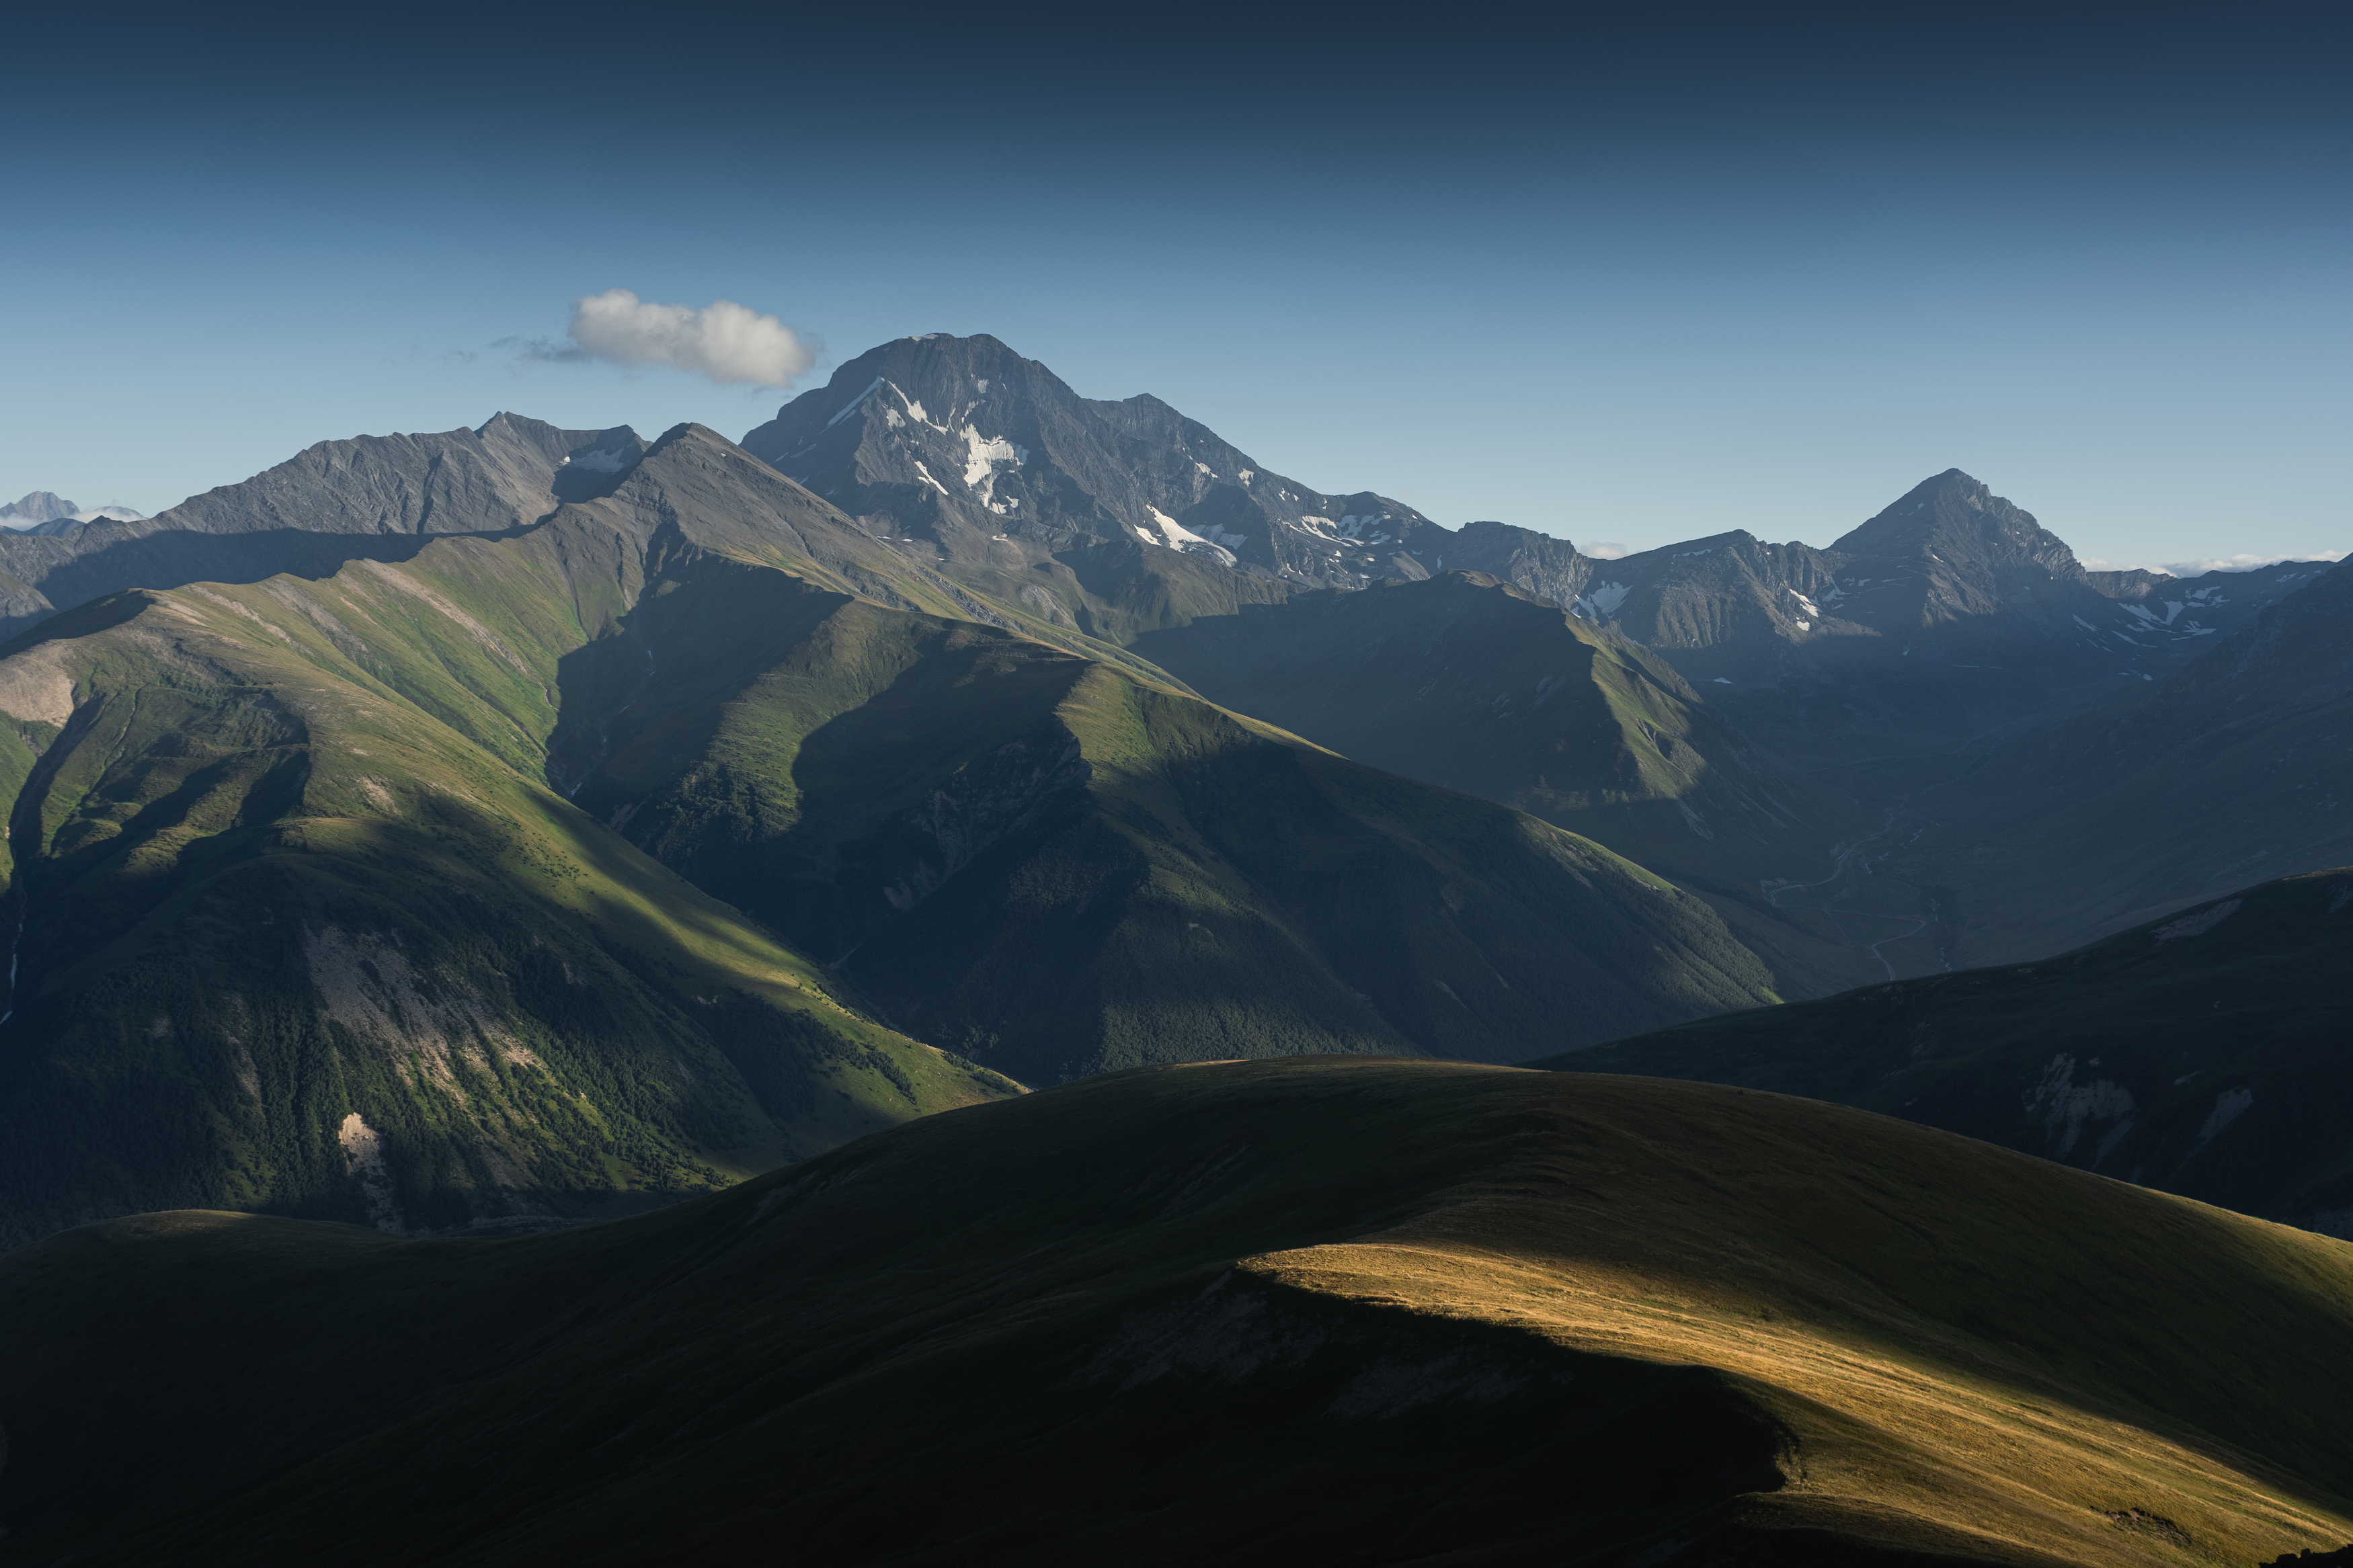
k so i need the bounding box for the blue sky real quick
[4,4,2345,571]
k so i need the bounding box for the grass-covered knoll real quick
[1127,570,1913,997]
[2,1059,2347,1564]
[0,559,1012,1247]
[553,568,1778,1081]
[1533,867,2353,1233]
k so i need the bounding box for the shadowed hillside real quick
[1129,569,1909,997]
[551,565,1779,1082]
[1535,867,2353,1234]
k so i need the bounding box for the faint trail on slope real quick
[1764,807,1943,979]
[1765,808,1899,910]
[1867,917,1931,981]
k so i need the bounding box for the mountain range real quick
[735,337,2344,983]
[0,491,147,534]
[0,413,1774,1244]
[0,331,2345,1563]
[0,333,2340,1248]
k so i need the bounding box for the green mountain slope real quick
[1126,571,1913,997]
[0,503,1016,1246]
[207,419,1773,1081]
[552,565,1778,1081]
[3,1059,2348,1564]
[1532,867,2353,1233]
[0,417,1776,1239]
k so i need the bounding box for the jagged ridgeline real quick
[735,339,2344,987]
[0,419,1775,1243]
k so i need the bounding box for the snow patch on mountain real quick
[1572,581,1630,620]
[961,426,1027,515]
[828,378,887,429]
[338,1112,406,1234]
[1140,507,1237,565]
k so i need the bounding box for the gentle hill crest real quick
[0,1059,2346,1563]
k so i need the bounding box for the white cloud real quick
[2161,550,2344,577]
[1579,540,1631,559]
[2082,550,2346,577]
[533,289,817,387]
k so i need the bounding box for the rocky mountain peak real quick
[0,490,79,526]
[1831,469,2079,577]
[740,333,1448,590]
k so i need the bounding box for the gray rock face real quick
[1516,470,2321,686]
[1443,520,1596,608]
[740,342,2323,705]
[0,492,79,527]
[155,413,643,536]
[740,334,1457,590]
[0,415,644,643]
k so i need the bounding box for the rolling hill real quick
[1533,866,2353,1235]
[1,1058,2347,1564]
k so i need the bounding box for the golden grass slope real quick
[0,1059,2344,1564]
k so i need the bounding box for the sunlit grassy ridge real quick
[0,479,1019,1242]
[550,565,1778,1081]
[1,1059,2344,1563]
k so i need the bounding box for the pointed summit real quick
[740,333,1448,589]
[1831,470,2079,577]
[0,491,79,527]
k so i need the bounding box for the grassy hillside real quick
[0,419,1772,1239]
[553,567,1779,1081]
[1128,571,1921,997]
[1,1059,2347,1563]
[0,548,1013,1246]
[1533,867,2353,1233]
